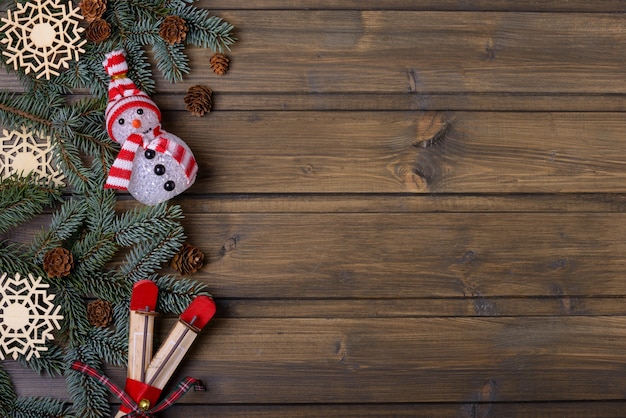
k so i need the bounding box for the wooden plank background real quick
[4,1,626,417]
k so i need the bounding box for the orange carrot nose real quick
[132,119,142,128]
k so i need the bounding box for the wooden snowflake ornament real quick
[0,0,86,80]
[0,272,63,361]
[0,127,65,186]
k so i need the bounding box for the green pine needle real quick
[0,363,16,416]
[0,173,61,235]
[85,327,127,368]
[65,348,109,418]
[11,396,71,418]
[17,344,65,377]
[153,273,211,314]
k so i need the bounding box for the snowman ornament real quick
[103,50,198,205]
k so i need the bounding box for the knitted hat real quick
[102,50,161,142]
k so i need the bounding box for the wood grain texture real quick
[202,1,626,12]
[155,11,626,95]
[152,111,626,194]
[179,213,626,299]
[1,12,626,96]
[2,2,625,417]
[9,317,626,404]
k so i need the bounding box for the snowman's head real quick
[109,105,161,145]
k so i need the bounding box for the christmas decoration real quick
[111,293,216,418]
[159,15,188,45]
[0,272,63,361]
[210,53,230,76]
[103,49,198,205]
[184,85,213,117]
[85,18,111,43]
[43,247,74,278]
[0,127,65,187]
[0,0,86,80]
[78,0,106,22]
[86,299,112,328]
[171,242,206,275]
[0,0,236,415]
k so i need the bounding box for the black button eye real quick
[154,164,165,175]
[118,118,125,125]
[137,109,143,115]
[144,149,155,159]
[164,181,175,191]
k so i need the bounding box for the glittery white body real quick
[110,106,196,205]
[129,133,196,206]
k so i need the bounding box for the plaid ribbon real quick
[70,361,203,417]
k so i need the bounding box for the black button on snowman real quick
[103,50,198,205]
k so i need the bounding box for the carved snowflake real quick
[0,127,65,186]
[0,272,63,361]
[0,0,86,80]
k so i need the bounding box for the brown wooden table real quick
[6,1,626,416]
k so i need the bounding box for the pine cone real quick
[184,85,213,117]
[171,243,205,275]
[210,53,230,76]
[43,247,74,278]
[79,0,106,22]
[87,299,112,328]
[159,15,188,45]
[86,18,111,43]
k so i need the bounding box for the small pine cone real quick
[184,85,213,117]
[87,299,113,328]
[159,15,188,45]
[43,247,74,278]
[210,53,230,76]
[79,0,106,22]
[171,243,205,275]
[86,18,111,43]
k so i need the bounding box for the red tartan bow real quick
[70,361,204,417]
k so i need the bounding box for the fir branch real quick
[85,327,127,367]
[151,40,190,83]
[84,189,116,233]
[126,0,169,21]
[10,396,72,418]
[70,231,118,281]
[0,99,52,129]
[119,223,186,282]
[51,284,90,347]
[126,17,160,45]
[0,241,41,276]
[120,39,156,94]
[112,297,130,339]
[65,347,109,418]
[177,4,237,52]
[50,132,94,192]
[111,202,184,246]
[29,197,87,263]
[153,273,211,314]
[17,344,65,377]
[0,362,16,416]
[0,173,61,234]
[69,271,131,303]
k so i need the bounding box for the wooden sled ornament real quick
[115,293,216,416]
[128,280,159,383]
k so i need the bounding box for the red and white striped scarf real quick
[105,129,198,190]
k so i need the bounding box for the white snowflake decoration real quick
[0,127,65,186]
[0,0,86,80]
[0,272,63,361]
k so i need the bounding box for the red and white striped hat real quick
[102,50,161,142]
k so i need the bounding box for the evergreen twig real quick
[0,173,61,235]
